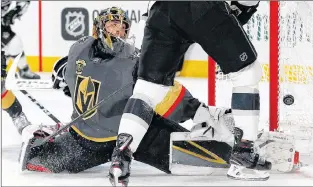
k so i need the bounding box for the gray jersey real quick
[65,36,136,141]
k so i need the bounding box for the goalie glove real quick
[190,104,235,146]
[52,56,71,97]
[230,1,260,25]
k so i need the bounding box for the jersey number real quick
[74,75,101,120]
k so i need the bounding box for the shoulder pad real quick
[77,36,91,44]
[72,36,94,47]
[69,36,95,53]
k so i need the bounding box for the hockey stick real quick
[31,82,133,148]
[19,90,62,124]
[5,53,53,90]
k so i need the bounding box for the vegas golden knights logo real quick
[74,75,101,120]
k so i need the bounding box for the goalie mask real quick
[92,7,135,57]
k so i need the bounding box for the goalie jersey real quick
[65,36,197,142]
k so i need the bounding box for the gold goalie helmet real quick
[92,7,134,56]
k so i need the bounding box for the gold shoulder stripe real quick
[71,126,117,142]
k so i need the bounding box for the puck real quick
[283,95,294,105]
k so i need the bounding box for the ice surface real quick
[1,74,312,186]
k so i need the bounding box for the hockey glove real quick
[52,56,71,97]
[230,1,259,25]
[62,86,71,97]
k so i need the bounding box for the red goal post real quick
[208,1,313,155]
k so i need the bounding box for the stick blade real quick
[5,52,22,90]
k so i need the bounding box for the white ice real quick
[1,74,313,186]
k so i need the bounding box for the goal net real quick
[209,2,313,157]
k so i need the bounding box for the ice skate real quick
[18,66,41,79]
[109,133,133,187]
[12,111,31,134]
[227,128,272,181]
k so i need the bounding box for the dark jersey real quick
[66,36,199,142]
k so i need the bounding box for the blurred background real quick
[7,1,209,78]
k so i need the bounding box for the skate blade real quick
[227,165,270,181]
[110,167,123,187]
[227,174,270,181]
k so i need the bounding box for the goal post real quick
[208,1,313,156]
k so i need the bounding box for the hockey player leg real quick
[227,60,271,180]
[1,88,30,134]
[181,2,271,180]
[66,129,115,173]
[3,35,40,79]
[110,10,190,185]
[20,126,107,174]
[110,79,168,186]
[2,52,30,134]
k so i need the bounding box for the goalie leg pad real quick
[170,132,232,171]
[133,114,233,175]
[134,114,188,174]
[26,130,114,173]
[134,114,232,175]
[255,131,297,173]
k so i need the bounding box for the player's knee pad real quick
[133,79,171,108]
[229,60,263,89]
[4,35,24,56]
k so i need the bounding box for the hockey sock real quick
[1,90,23,118]
[231,86,260,141]
[118,96,154,152]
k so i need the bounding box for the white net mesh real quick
[278,1,313,156]
[214,2,313,156]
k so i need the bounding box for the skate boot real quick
[18,66,41,79]
[227,127,272,181]
[19,124,53,172]
[12,111,31,135]
[109,133,133,187]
